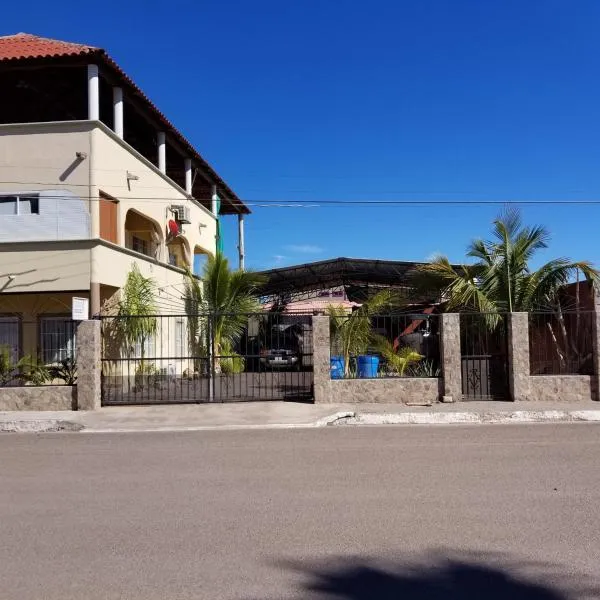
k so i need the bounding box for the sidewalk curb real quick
[337,409,600,426]
[0,420,84,433]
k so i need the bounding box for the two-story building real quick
[0,33,248,363]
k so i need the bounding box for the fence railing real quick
[529,311,594,375]
[329,313,440,379]
[100,312,314,404]
[0,318,77,387]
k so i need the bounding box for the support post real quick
[238,214,245,270]
[157,131,166,173]
[591,287,600,401]
[87,64,100,121]
[77,320,101,410]
[211,184,218,216]
[507,312,530,402]
[441,313,462,402]
[113,86,124,138]
[184,158,193,194]
[312,315,331,403]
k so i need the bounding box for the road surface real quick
[1,424,600,599]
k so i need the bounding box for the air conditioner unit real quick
[171,204,192,224]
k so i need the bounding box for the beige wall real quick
[91,125,217,260]
[0,122,92,203]
[0,244,91,293]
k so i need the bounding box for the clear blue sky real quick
[4,0,600,270]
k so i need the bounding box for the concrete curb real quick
[336,410,600,426]
[0,420,84,433]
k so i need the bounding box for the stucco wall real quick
[0,386,76,411]
[91,126,217,257]
[0,243,91,293]
[528,376,593,402]
[325,377,441,404]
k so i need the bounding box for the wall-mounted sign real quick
[72,297,89,321]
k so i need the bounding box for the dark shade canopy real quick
[258,257,432,303]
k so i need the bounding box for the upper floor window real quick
[0,194,39,216]
[132,236,150,256]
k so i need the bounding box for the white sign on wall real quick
[72,297,89,321]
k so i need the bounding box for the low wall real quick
[0,386,76,411]
[323,377,441,404]
[528,375,593,402]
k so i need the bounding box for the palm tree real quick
[413,208,599,313]
[117,264,157,362]
[327,290,394,377]
[412,208,600,367]
[184,253,266,372]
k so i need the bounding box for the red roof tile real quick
[0,33,247,213]
[0,32,98,61]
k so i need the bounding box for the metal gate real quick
[100,312,314,405]
[460,313,510,400]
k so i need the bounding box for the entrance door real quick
[460,313,509,400]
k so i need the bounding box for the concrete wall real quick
[0,386,75,411]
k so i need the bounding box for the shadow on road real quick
[250,550,600,599]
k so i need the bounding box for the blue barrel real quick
[357,355,379,378]
[330,356,345,379]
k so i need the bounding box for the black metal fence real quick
[329,313,440,379]
[100,312,314,405]
[460,313,509,400]
[529,311,594,375]
[0,318,77,387]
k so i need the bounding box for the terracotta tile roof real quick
[0,32,99,61]
[0,33,247,214]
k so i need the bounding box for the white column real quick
[113,87,124,138]
[238,214,245,270]
[184,158,193,194]
[87,64,100,121]
[211,184,218,215]
[157,131,166,173]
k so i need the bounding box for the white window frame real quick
[0,193,40,216]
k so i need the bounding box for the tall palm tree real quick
[184,253,266,371]
[412,209,599,369]
[412,208,599,314]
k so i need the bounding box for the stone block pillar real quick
[77,320,102,410]
[591,288,600,401]
[440,313,461,402]
[507,312,530,402]
[312,315,331,404]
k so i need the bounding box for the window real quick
[169,252,178,267]
[39,317,75,363]
[0,317,20,363]
[132,236,149,256]
[0,194,39,215]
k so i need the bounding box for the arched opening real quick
[193,245,213,276]
[166,235,192,269]
[124,210,162,259]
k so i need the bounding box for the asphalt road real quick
[1,424,600,599]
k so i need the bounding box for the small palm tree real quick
[372,336,423,376]
[184,253,266,372]
[327,290,394,377]
[117,264,157,364]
